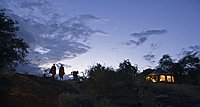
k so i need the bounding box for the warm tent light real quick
[145,72,175,83]
[167,75,172,82]
[172,76,175,83]
[159,75,165,82]
[152,79,157,82]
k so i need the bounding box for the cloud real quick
[70,15,108,24]
[92,30,110,36]
[122,29,167,46]
[143,53,156,64]
[143,54,155,61]
[16,63,43,76]
[178,44,200,57]
[142,43,159,65]
[130,29,167,37]
[150,43,159,50]
[56,63,71,68]
[0,0,108,66]
[123,40,137,46]
[0,0,54,24]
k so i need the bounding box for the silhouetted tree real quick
[157,54,200,84]
[171,62,182,83]
[86,63,144,106]
[141,68,155,77]
[118,59,138,77]
[87,63,116,95]
[0,10,29,71]
[116,59,139,90]
[158,54,174,73]
[178,54,200,83]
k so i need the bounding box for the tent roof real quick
[148,71,173,76]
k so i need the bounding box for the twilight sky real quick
[1,0,200,74]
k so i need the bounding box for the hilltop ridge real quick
[1,72,200,107]
[0,72,92,107]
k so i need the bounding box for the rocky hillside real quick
[0,72,91,107]
[0,72,200,107]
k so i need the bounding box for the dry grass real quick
[1,72,200,107]
[151,83,200,99]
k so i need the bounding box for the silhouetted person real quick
[49,64,56,77]
[71,71,79,80]
[59,65,65,80]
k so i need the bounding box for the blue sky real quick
[1,0,200,74]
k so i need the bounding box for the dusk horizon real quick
[1,0,200,75]
[1,1,200,106]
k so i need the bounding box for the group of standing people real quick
[49,64,65,80]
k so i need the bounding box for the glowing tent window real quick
[146,76,150,80]
[160,75,165,82]
[152,78,157,82]
[167,76,172,82]
[151,76,158,82]
[172,76,175,83]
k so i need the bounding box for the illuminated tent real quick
[145,71,175,83]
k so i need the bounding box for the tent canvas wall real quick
[146,72,175,83]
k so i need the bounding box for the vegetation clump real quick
[0,10,29,71]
